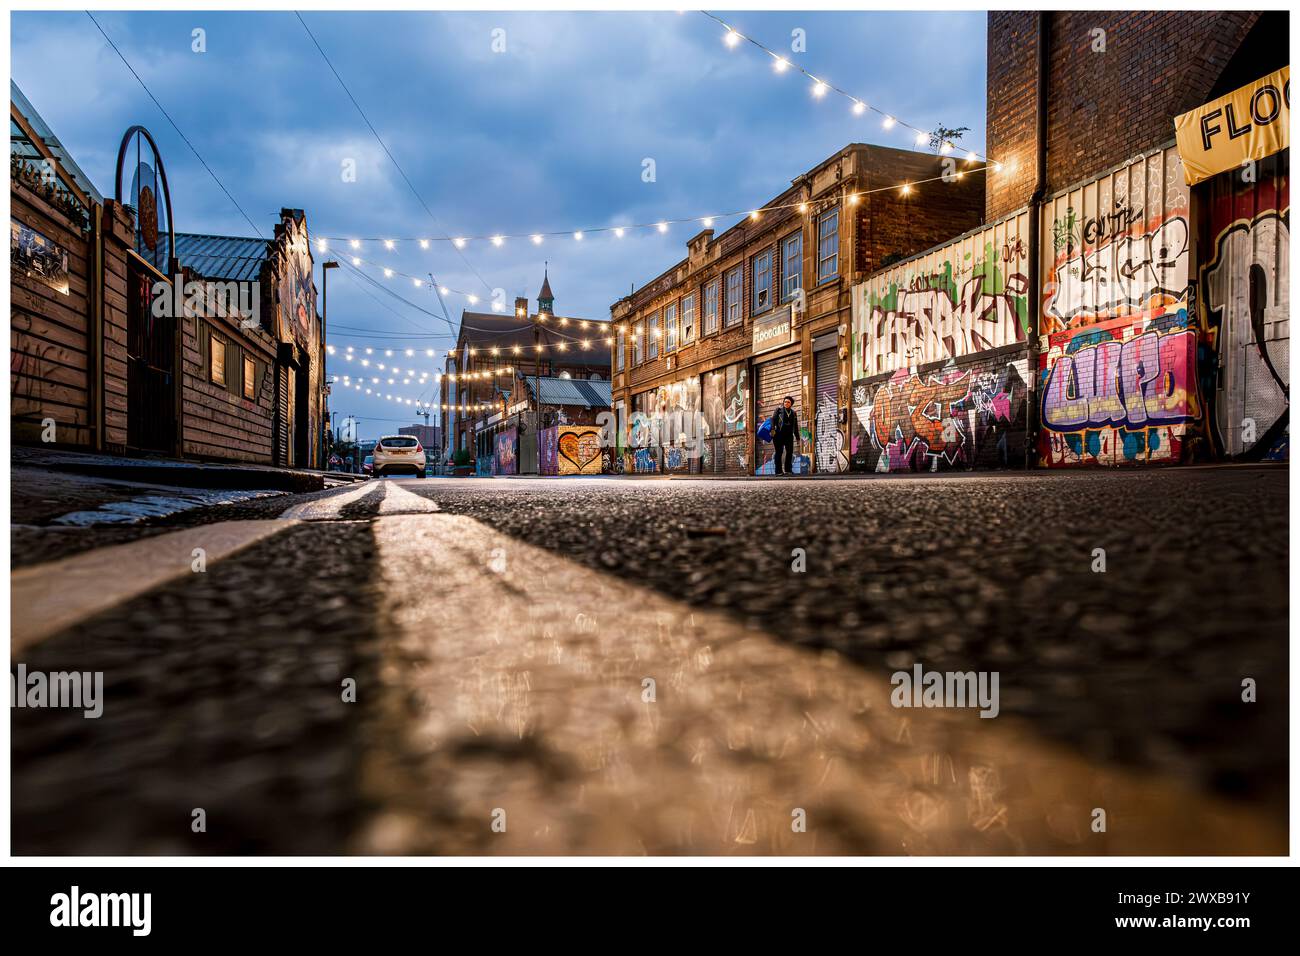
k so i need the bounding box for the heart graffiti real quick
[558,428,603,474]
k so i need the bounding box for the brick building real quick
[10,84,327,467]
[847,11,1289,471]
[398,423,441,459]
[610,143,984,475]
[439,272,611,472]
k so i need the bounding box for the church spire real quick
[537,263,554,315]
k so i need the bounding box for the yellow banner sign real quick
[1175,66,1289,186]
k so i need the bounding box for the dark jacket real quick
[771,406,798,442]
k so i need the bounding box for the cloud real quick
[12,9,987,437]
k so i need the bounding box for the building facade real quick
[609,143,984,475]
[439,273,611,472]
[10,84,326,467]
[847,10,1288,471]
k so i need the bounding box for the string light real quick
[319,150,992,258]
[702,11,992,164]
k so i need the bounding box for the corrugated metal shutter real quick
[754,353,802,473]
[1198,149,1289,460]
[814,345,842,473]
[276,365,291,466]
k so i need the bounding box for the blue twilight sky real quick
[11,9,986,434]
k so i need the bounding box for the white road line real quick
[10,520,296,652]
[279,480,383,520]
[360,513,1283,855]
[376,480,440,515]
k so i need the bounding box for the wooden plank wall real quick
[101,202,134,452]
[181,303,276,462]
[10,182,92,447]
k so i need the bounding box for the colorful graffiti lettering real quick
[1042,325,1198,430]
[852,361,1026,472]
[1038,314,1200,466]
[854,216,1031,378]
[1045,216,1190,327]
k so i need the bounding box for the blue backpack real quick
[757,417,773,443]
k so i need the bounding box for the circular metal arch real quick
[114,124,176,259]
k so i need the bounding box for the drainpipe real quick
[1025,10,1052,469]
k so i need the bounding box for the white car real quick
[372,435,426,478]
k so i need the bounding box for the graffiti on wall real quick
[1038,145,1202,466]
[851,359,1028,472]
[853,213,1031,378]
[557,425,603,475]
[1041,147,1191,336]
[814,392,848,473]
[1046,211,1190,328]
[1202,201,1289,460]
[495,427,517,476]
[1040,315,1200,466]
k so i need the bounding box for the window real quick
[665,302,678,352]
[818,207,840,283]
[647,311,660,360]
[782,232,802,301]
[617,327,626,371]
[681,292,696,344]
[752,248,773,315]
[210,336,226,386]
[703,279,720,335]
[724,266,743,327]
[632,321,643,364]
[243,355,256,399]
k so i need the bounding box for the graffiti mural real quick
[1041,146,1191,335]
[557,425,603,475]
[1038,145,1202,467]
[851,358,1028,472]
[1198,153,1289,460]
[853,212,1031,377]
[494,427,517,476]
[539,425,559,475]
[814,392,848,473]
[1039,315,1200,466]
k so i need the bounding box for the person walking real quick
[770,396,798,476]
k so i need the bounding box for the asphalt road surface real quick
[10,467,1288,855]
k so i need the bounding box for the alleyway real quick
[10,467,1288,855]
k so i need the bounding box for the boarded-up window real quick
[211,336,226,386]
[243,355,256,399]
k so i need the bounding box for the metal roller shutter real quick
[754,352,802,473]
[814,345,843,473]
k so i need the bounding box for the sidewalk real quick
[11,444,365,492]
